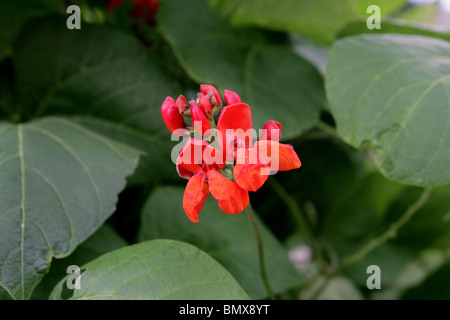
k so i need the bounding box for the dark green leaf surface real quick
[50,240,250,300]
[326,34,450,186]
[0,117,140,299]
[159,0,325,138]
[209,0,407,44]
[401,262,450,299]
[138,186,303,299]
[32,224,127,300]
[14,17,181,135]
[0,0,62,59]
[70,116,179,184]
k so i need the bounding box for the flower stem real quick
[268,178,328,272]
[340,186,433,269]
[246,204,276,300]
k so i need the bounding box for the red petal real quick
[107,0,124,10]
[253,140,301,172]
[176,138,208,174]
[207,170,249,214]
[234,149,269,191]
[224,90,242,106]
[260,120,282,141]
[217,103,253,162]
[183,173,210,223]
[176,138,224,175]
[190,101,210,137]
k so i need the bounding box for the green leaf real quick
[69,116,179,185]
[401,262,450,299]
[354,0,406,14]
[338,18,450,42]
[326,34,450,186]
[32,224,127,300]
[300,275,364,300]
[50,239,250,300]
[14,16,181,135]
[322,172,405,257]
[0,0,62,59]
[138,186,303,299]
[0,117,140,299]
[208,0,407,45]
[159,0,325,138]
[382,186,450,251]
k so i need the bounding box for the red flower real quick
[162,85,301,223]
[107,0,160,22]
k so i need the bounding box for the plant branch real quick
[340,187,433,269]
[246,204,275,300]
[268,178,328,272]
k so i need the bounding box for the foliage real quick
[0,0,448,300]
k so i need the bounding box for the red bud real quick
[161,96,184,135]
[224,90,242,106]
[176,95,188,113]
[200,84,222,105]
[198,93,211,115]
[190,101,211,137]
[261,120,282,141]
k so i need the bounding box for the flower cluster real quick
[107,0,160,22]
[161,85,301,223]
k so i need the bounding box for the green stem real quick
[316,121,339,138]
[340,187,433,269]
[246,204,275,300]
[268,178,328,271]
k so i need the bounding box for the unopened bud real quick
[200,84,222,106]
[261,120,282,141]
[161,96,185,136]
[224,90,242,106]
[190,101,211,137]
[176,95,188,113]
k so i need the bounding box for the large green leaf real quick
[208,0,407,45]
[138,186,303,299]
[158,0,325,138]
[0,117,140,299]
[14,16,181,136]
[50,240,250,300]
[338,18,450,42]
[326,34,450,186]
[13,17,183,183]
[0,0,62,59]
[69,116,179,185]
[32,224,127,300]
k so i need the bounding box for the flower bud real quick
[176,95,188,113]
[161,96,185,136]
[198,93,211,116]
[190,101,211,137]
[224,90,242,106]
[260,120,282,141]
[200,84,222,105]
